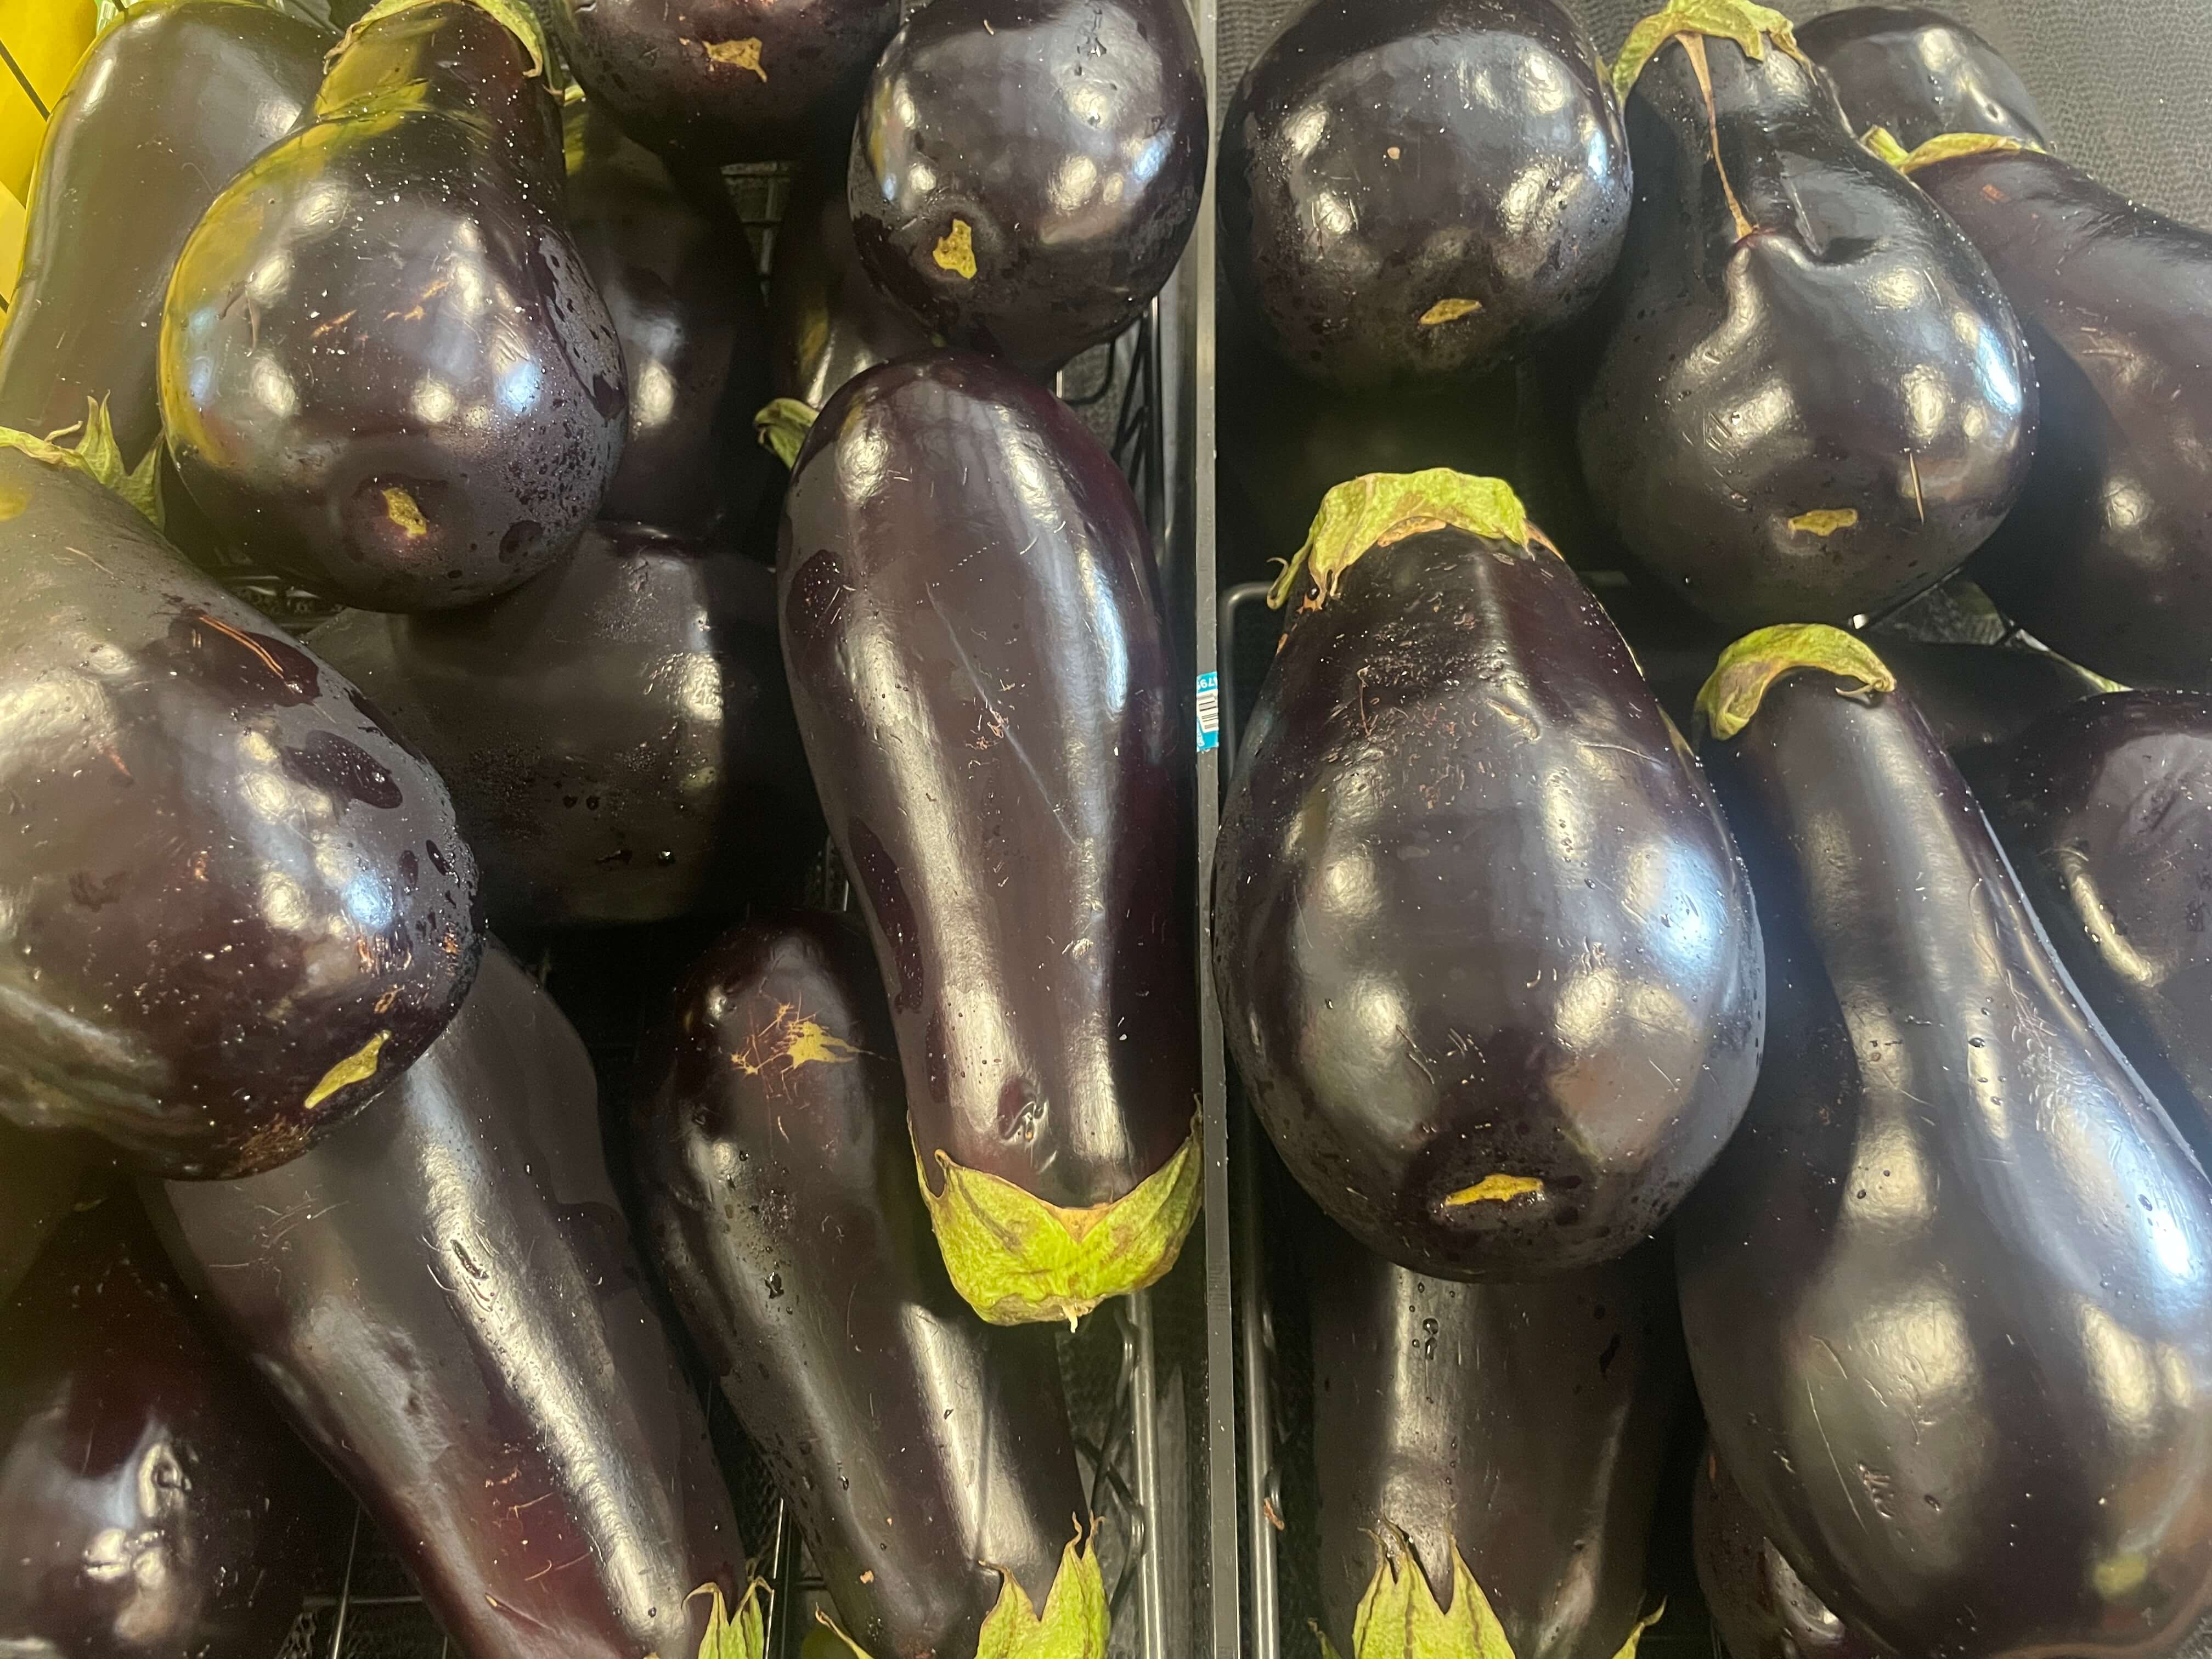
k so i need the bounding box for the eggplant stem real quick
[1681,36,1757,244]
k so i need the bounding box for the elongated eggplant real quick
[1220,0,1629,393]
[1680,625,2212,1658]
[161,0,628,613]
[1797,6,2049,151]
[1,1193,336,1659]
[1305,1193,1683,1659]
[1893,141,2212,690]
[310,525,820,933]
[0,0,329,462]
[0,437,480,1180]
[547,0,899,166]
[1214,472,1764,1280]
[849,0,1208,375]
[145,946,755,1659]
[1576,1,2035,631]
[0,1123,83,1305]
[779,351,1199,1326]
[634,914,1102,1659]
[1872,639,2106,767]
[1693,1447,1877,1659]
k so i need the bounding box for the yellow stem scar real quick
[1787,508,1859,537]
[305,1031,389,1111]
[1419,297,1484,326]
[1443,1173,1544,1207]
[933,219,978,280]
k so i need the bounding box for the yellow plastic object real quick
[0,0,97,318]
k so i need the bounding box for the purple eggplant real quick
[309,524,820,933]
[161,0,628,613]
[633,914,1103,1658]
[778,350,1199,1327]
[1694,1447,1878,1659]
[144,945,755,1659]
[848,0,1208,376]
[1797,5,2050,150]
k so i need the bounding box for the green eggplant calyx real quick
[1271,471,1546,612]
[756,398,820,470]
[0,399,163,530]
[1696,624,1897,741]
[338,0,548,78]
[1861,126,1913,169]
[916,1117,1202,1328]
[1611,0,1810,103]
[689,1578,770,1659]
[1893,131,2041,174]
[968,1523,1110,1658]
[1335,1526,1516,1659]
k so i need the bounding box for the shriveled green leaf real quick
[688,1579,768,1659]
[0,397,163,529]
[755,398,819,471]
[1345,1528,1514,1659]
[1695,624,1897,741]
[1271,471,1543,611]
[1612,0,1809,103]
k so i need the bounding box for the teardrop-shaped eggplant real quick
[309,525,820,934]
[1694,1446,1878,1659]
[161,0,628,613]
[0,443,481,1180]
[0,0,330,463]
[1681,625,2212,1659]
[1797,5,2050,151]
[145,946,755,1659]
[1220,0,1630,393]
[849,0,1209,375]
[778,350,1199,1327]
[633,914,1102,1659]
[1577,1,2036,630]
[1213,472,1764,1280]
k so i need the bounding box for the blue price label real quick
[1195,670,1221,754]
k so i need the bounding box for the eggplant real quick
[309,524,820,934]
[1797,5,2049,151]
[633,914,1103,1659]
[145,946,757,1659]
[0,1122,84,1305]
[0,438,481,1180]
[0,0,330,464]
[1680,625,2212,1659]
[779,351,1199,1327]
[1576,1,2036,632]
[567,103,776,541]
[546,0,899,166]
[1693,1447,1877,1659]
[1212,472,1764,1280]
[848,0,1209,376]
[1305,1196,1683,1659]
[1,1193,336,1659]
[161,0,628,614]
[1893,141,2212,690]
[1218,0,1630,393]
[1870,639,2106,767]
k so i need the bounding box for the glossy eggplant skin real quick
[1576,28,2036,631]
[1219,0,1630,393]
[634,915,1087,1659]
[0,0,329,462]
[568,104,776,540]
[548,0,899,166]
[1797,5,2050,150]
[1681,664,2212,1659]
[1215,520,1764,1280]
[1693,1447,1881,1659]
[309,525,820,934]
[145,947,749,1659]
[161,0,628,614]
[1,1194,333,1659]
[1874,640,2103,767]
[0,451,481,1180]
[849,0,1209,376]
[1307,1206,1685,1659]
[1914,149,2212,690]
[779,353,1194,1212]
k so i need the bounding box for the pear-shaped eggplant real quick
[145,946,755,1659]
[1220,0,1630,393]
[1213,472,1764,1280]
[1693,1446,1878,1659]
[0,438,480,1180]
[848,0,1209,375]
[1577,1,2036,631]
[161,0,628,613]
[1681,625,2212,1659]
[310,525,820,934]
[633,914,1102,1659]
[1797,5,2050,151]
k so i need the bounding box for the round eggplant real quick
[1797,5,2050,151]
[1577,1,2036,631]
[778,350,1200,1327]
[161,0,628,613]
[145,946,756,1659]
[1219,0,1630,393]
[1694,1446,1878,1659]
[848,0,1209,375]
[1681,626,2212,1659]
[309,525,820,934]
[633,914,1103,1659]
[0,0,330,464]
[546,0,899,166]
[1212,472,1764,1281]
[0,441,481,1181]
